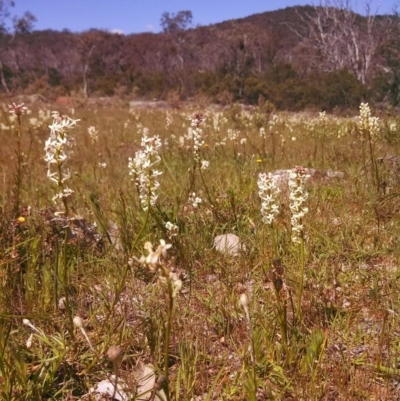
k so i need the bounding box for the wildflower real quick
[288,166,309,244]
[213,114,221,132]
[136,239,172,270]
[368,116,380,144]
[98,162,107,168]
[128,131,162,211]
[158,239,172,257]
[268,114,279,131]
[259,127,266,138]
[240,138,247,145]
[319,111,327,129]
[188,192,202,208]
[8,102,28,116]
[88,126,99,143]
[358,103,381,144]
[166,112,173,130]
[200,160,209,170]
[165,221,179,239]
[256,159,262,163]
[227,128,239,141]
[17,216,25,223]
[172,278,182,298]
[257,172,281,225]
[359,103,371,137]
[44,112,79,211]
[190,113,205,163]
[29,118,41,128]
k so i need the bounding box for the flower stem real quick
[163,269,173,401]
[296,235,305,320]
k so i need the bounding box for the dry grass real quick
[1,98,400,400]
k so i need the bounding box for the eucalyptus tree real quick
[0,0,36,92]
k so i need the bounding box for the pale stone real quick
[213,234,244,256]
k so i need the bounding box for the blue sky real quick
[14,0,397,34]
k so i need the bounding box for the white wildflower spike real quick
[200,160,209,170]
[288,166,310,244]
[136,239,172,270]
[165,221,179,239]
[188,192,202,208]
[87,126,99,143]
[166,111,173,130]
[191,113,206,164]
[358,103,371,137]
[227,128,239,141]
[128,131,162,211]
[44,111,79,210]
[358,103,380,144]
[257,172,281,225]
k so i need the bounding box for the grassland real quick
[1,99,400,400]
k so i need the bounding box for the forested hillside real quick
[1,5,400,110]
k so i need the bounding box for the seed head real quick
[73,316,83,329]
[107,345,122,363]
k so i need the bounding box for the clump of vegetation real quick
[1,98,400,400]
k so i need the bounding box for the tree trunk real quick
[0,59,9,93]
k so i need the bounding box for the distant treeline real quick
[1,5,400,111]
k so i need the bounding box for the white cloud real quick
[145,24,155,32]
[110,28,124,35]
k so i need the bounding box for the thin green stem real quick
[296,235,305,320]
[163,269,173,401]
[199,167,221,221]
[13,114,23,215]
[270,224,278,259]
[62,224,75,341]
[273,285,288,350]
[110,193,151,317]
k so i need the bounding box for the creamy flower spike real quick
[166,111,173,130]
[128,131,162,211]
[288,166,310,244]
[87,126,99,143]
[200,160,209,170]
[358,102,380,144]
[137,239,172,269]
[257,172,281,225]
[191,113,206,163]
[165,221,179,239]
[44,112,79,208]
[188,192,202,208]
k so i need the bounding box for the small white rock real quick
[213,234,245,256]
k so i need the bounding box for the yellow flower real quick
[17,216,25,223]
[256,159,262,163]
